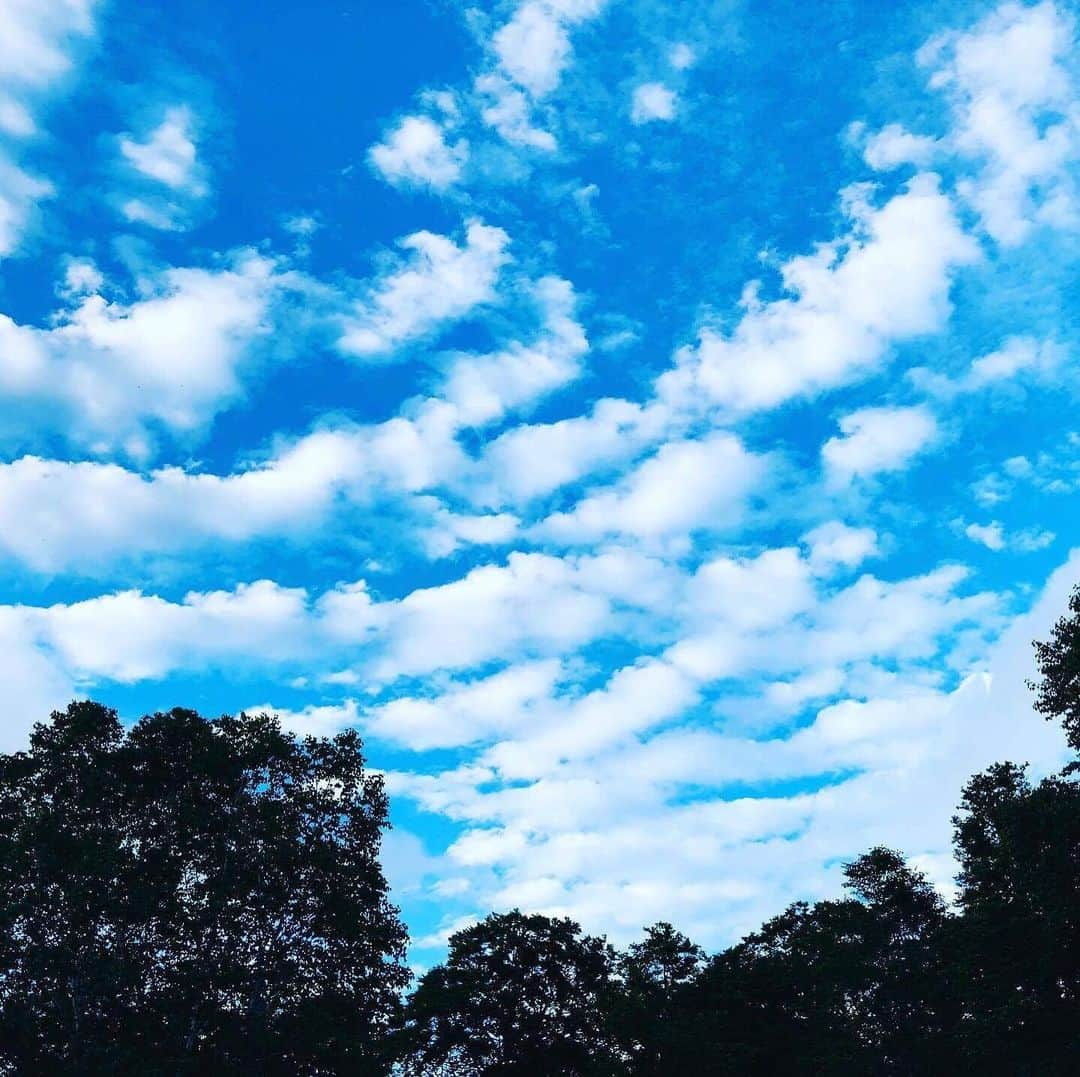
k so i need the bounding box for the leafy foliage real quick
[395,910,623,1075]
[1031,583,1080,751]
[0,702,408,1074]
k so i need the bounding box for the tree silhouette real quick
[395,910,623,1076]
[1031,583,1080,751]
[608,922,705,1075]
[950,762,1080,1073]
[681,850,950,1075]
[0,702,408,1074]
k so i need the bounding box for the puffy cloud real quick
[658,176,979,414]
[417,504,521,559]
[492,0,605,98]
[250,699,361,739]
[494,1,574,98]
[962,519,1055,553]
[860,122,940,170]
[801,521,879,574]
[475,75,558,150]
[369,115,468,190]
[392,555,1074,948]
[539,432,766,545]
[115,104,207,229]
[339,220,510,357]
[912,335,1065,397]
[0,251,278,450]
[439,275,587,426]
[928,0,1079,244]
[822,405,938,485]
[669,43,695,70]
[119,105,203,192]
[364,660,565,750]
[631,82,677,124]
[0,159,50,253]
[26,580,313,682]
[0,405,471,572]
[474,0,606,149]
[0,0,95,254]
[0,607,73,751]
[476,397,669,506]
[364,551,643,682]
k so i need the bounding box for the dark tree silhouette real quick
[608,922,705,1075]
[395,910,623,1076]
[950,762,1080,1073]
[681,849,953,1075]
[0,701,409,1074]
[1031,583,1080,751]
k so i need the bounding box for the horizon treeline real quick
[1,589,1079,1074]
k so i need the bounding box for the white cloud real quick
[965,519,1005,550]
[0,0,95,254]
[802,521,879,574]
[476,397,669,506]
[861,123,940,170]
[963,518,1055,553]
[439,275,587,426]
[492,0,604,98]
[0,158,51,254]
[365,660,565,750]
[476,75,558,150]
[340,220,510,358]
[538,432,766,545]
[912,335,1065,397]
[417,503,520,559]
[250,699,361,739]
[0,430,362,570]
[369,115,468,190]
[0,251,278,449]
[28,580,313,682]
[0,403,473,572]
[119,105,203,192]
[494,1,573,98]
[389,553,1076,949]
[362,551,636,682]
[822,405,938,485]
[658,175,979,415]
[473,0,606,149]
[921,0,1079,244]
[0,607,74,751]
[669,43,695,70]
[631,82,677,124]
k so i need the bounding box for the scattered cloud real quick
[658,176,979,415]
[822,405,939,485]
[631,81,677,124]
[369,114,468,190]
[340,220,510,358]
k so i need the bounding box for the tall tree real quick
[951,762,1080,1073]
[395,910,623,1076]
[0,701,409,1074]
[1030,582,1080,752]
[682,849,951,1074]
[608,922,705,1075]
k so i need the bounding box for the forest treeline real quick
[1,588,1079,1074]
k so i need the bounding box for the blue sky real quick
[1,0,1078,961]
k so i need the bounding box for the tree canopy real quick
[0,702,408,1074]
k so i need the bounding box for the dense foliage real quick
[0,705,408,1073]
[2,584,1079,1073]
